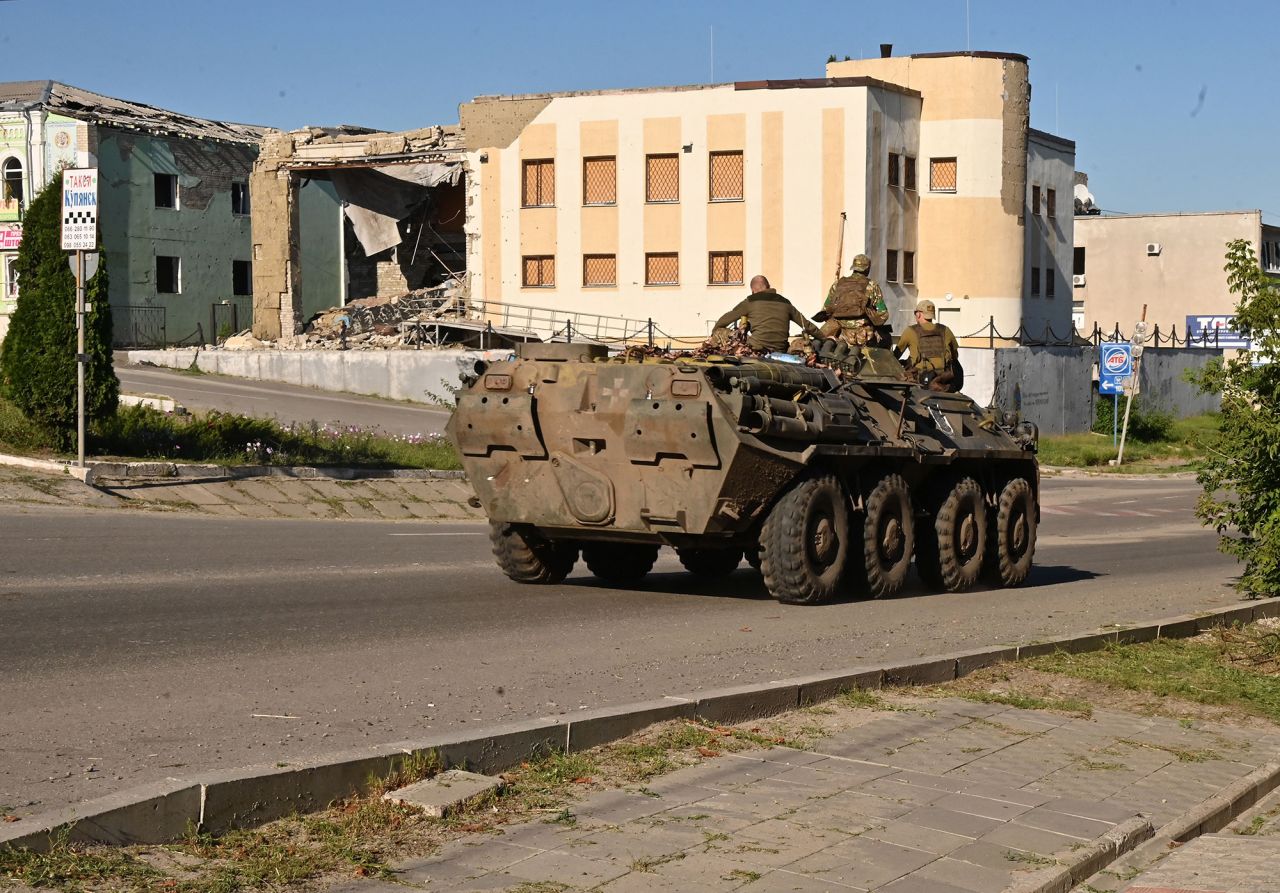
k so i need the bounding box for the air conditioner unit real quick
[1146,242,1162,256]
[1072,274,1086,287]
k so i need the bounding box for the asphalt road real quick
[116,363,452,438]
[0,475,1242,818]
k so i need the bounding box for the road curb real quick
[3,596,1277,853]
[1003,815,1154,893]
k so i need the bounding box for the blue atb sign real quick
[1099,342,1132,395]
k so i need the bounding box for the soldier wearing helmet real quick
[895,298,961,392]
[813,253,891,348]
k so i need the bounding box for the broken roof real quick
[0,80,266,145]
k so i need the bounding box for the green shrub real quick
[1092,393,1174,442]
[0,170,117,448]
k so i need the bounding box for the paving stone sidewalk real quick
[328,697,1280,893]
[1115,834,1280,893]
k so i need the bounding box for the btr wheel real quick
[677,547,743,578]
[490,522,578,584]
[760,473,851,605]
[934,478,987,592]
[986,478,1036,587]
[582,543,660,582]
[862,474,914,598]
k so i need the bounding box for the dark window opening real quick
[887,152,900,187]
[231,182,251,216]
[154,173,178,209]
[233,260,252,296]
[1032,185,1041,215]
[1073,247,1086,275]
[903,251,915,285]
[886,249,899,283]
[156,255,180,294]
[1046,265,1056,297]
[1030,266,1041,296]
[904,156,916,191]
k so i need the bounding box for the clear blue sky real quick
[3,0,1275,220]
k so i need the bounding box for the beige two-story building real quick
[461,50,1075,342]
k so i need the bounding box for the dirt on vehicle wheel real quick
[987,477,1036,587]
[677,547,743,577]
[760,473,850,605]
[933,477,987,591]
[490,522,578,584]
[583,542,660,582]
[862,474,914,598]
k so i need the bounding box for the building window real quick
[904,156,917,191]
[1030,266,1041,296]
[903,251,915,285]
[1046,265,1055,297]
[154,173,178,210]
[645,252,679,285]
[1031,185,1041,215]
[3,254,18,299]
[521,159,555,208]
[1073,247,1086,275]
[231,182,251,216]
[522,255,555,287]
[886,249,899,283]
[709,151,744,201]
[582,156,616,206]
[646,154,679,203]
[156,255,181,294]
[582,254,616,287]
[2,157,23,214]
[1047,188,1056,219]
[888,152,900,187]
[929,158,957,193]
[708,251,744,285]
[233,260,252,296]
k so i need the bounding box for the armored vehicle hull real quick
[447,342,1039,604]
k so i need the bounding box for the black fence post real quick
[648,318,654,347]
[988,316,995,349]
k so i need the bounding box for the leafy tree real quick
[0,169,117,449]
[1193,239,1280,597]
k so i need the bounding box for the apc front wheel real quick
[862,474,914,598]
[583,543,660,583]
[490,523,578,584]
[760,473,850,605]
[987,478,1036,587]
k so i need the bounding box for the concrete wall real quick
[1024,133,1075,337]
[98,129,257,342]
[1136,349,1221,416]
[126,348,511,404]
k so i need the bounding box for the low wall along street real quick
[128,345,1222,435]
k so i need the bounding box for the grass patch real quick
[1037,412,1219,470]
[0,393,460,469]
[958,690,1093,718]
[1027,626,1280,724]
[838,688,911,712]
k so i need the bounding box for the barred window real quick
[1046,265,1056,297]
[646,154,679,203]
[886,249,899,283]
[1047,188,1056,219]
[645,252,679,286]
[1030,266,1041,296]
[1032,184,1041,215]
[929,157,957,192]
[903,251,915,285]
[708,251,744,285]
[709,151,744,201]
[521,159,554,208]
[582,156,615,206]
[904,156,917,191]
[522,255,555,287]
[888,152,900,187]
[583,254,616,287]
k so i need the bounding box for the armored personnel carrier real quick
[447,342,1039,605]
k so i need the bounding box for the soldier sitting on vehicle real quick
[813,254,890,349]
[711,275,821,354]
[895,299,961,392]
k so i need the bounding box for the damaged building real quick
[0,81,265,346]
[249,126,466,342]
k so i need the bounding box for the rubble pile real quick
[306,282,462,339]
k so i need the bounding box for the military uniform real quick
[814,255,890,347]
[896,299,960,392]
[712,288,820,353]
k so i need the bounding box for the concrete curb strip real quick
[1159,760,1280,843]
[1002,815,1154,893]
[3,596,1277,854]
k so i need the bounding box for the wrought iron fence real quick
[113,305,167,348]
[211,297,252,343]
[958,317,1234,349]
